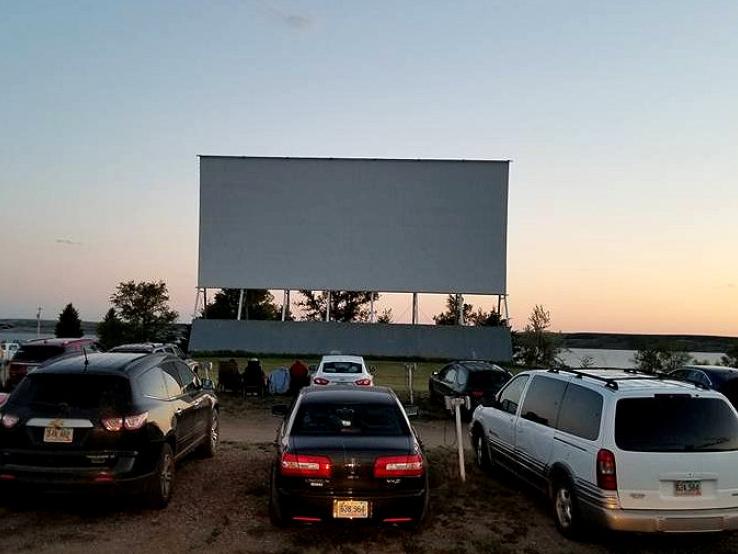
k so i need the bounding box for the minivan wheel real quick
[473,430,492,472]
[552,480,584,539]
[147,444,175,509]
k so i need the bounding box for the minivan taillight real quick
[280,453,332,478]
[102,413,148,432]
[374,454,425,478]
[597,449,617,490]
[313,378,329,385]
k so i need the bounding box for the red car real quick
[3,338,100,390]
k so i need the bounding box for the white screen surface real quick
[198,157,508,294]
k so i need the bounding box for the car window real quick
[520,376,568,427]
[13,345,65,362]
[670,370,688,381]
[497,374,529,415]
[556,383,603,440]
[161,363,184,398]
[138,367,170,400]
[692,371,712,387]
[292,401,409,436]
[616,396,738,452]
[456,367,469,387]
[443,367,457,385]
[173,346,185,359]
[321,361,363,374]
[11,374,131,412]
[175,361,199,394]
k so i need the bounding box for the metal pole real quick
[455,293,464,325]
[408,363,415,405]
[370,293,375,323]
[325,291,331,322]
[36,307,42,338]
[192,288,202,319]
[454,399,466,482]
[281,290,287,321]
[203,288,208,313]
[412,293,418,324]
[497,294,502,315]
[503,294,510,323]
[237,289,244,320]
[285,290,291,320]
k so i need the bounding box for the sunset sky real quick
[1,1,737,336]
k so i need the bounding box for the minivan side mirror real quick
[271,404,289,417]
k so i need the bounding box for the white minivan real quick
[470,369,738,536]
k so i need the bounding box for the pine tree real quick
[96,308,126,350]
[55,303,84,338]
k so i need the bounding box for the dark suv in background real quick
[429,361,512,418]
[3,338,100,391]
[0,352,218,507]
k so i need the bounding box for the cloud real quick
[260,2,313,30]
[55,238,83,246]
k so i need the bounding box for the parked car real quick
[311,354,374,387]
[0,351,218,507]
[109,342,200,372]
[428,361,512,418]
[3,338,100,390]
[669,365,738,408]
[470,368,738,537]
[0,340,21,364]
[269,386,428,525]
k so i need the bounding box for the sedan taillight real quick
[313,378,329,385]
[1,414,19,429]
[374,454,424,478]
[354,378,372,386]
[280,453,332,478]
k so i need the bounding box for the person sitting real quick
[289,359,310,394]
[243,358,265,397]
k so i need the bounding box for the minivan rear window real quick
[10,374,131,413]
[292,402,408,436]
[321,362,362,374]
[616,396,738,452]
[13,345,65,363]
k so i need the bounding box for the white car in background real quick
[311,354,374,387]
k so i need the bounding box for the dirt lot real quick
[1,397,738,553]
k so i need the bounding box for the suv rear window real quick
[616,396,738,452]
[13,345,65,362]
[321,362,362,374]
[292,402,408,436]
[468,370,509,390]
[10,374,131,412]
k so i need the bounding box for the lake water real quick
[561,348,726,369]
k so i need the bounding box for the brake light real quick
[354,378,372,386]
[374,454,424,478]
[597,449,617,490]
[313,378,329,385]
[280,453,332,478]
[102,413,148,432]
[0,393,8,408]
[1,414,19,429]
[470,391,484,398]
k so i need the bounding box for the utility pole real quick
[36,307,42,337]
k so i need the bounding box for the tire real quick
[197,410,219,458]
[552,478,585,539]
[473,428,492,472]
[146,443,175,509]
[269,466,286,527]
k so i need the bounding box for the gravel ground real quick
[1,399,738,553]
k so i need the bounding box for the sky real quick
[1,1,737,336]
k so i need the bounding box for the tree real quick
[377,308,393,324]
[55,303,83,338]
[110,280,178,343]
[298,291,376,322]
[633,343,693,374]
[468,307,505,327]
[433,294,473,325]
[579,355,596,369]
[722,343,738,367]
[96,308,126,350]
[203,289,280,320]
[513,305,563,368]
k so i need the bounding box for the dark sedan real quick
[669,364,738,409]
[269,386,428,526]
[428,361,512,418]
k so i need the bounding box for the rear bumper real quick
[275,487,428,523]
[583,503,738,533]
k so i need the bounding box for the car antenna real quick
[83,347,89,369]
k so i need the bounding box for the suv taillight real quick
[374,454,425,478]
[313,378,329,385]
[280,453,332,478]
[597,449,617,490]
[102,412,148,432]
[354,378,372,386]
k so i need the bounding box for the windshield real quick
[321,361,363,374]
[13,345,65,363]
[10,374,131,413]
[615,396,738,452]
[292,402,408,436]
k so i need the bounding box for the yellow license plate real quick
[43,426,73,443]
[333,500,369,519]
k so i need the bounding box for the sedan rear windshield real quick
[292,402,409,436]
[321,362,363,374]
[616,396,738,452]
[13,345,65,363]
[468,370,509,389]
[10,374,131,413]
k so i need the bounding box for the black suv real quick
[429,361,512,418]
[0,352,218,507]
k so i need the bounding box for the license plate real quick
[333,500,369,519]
[43,426,73,443]
[674,480,702,497]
